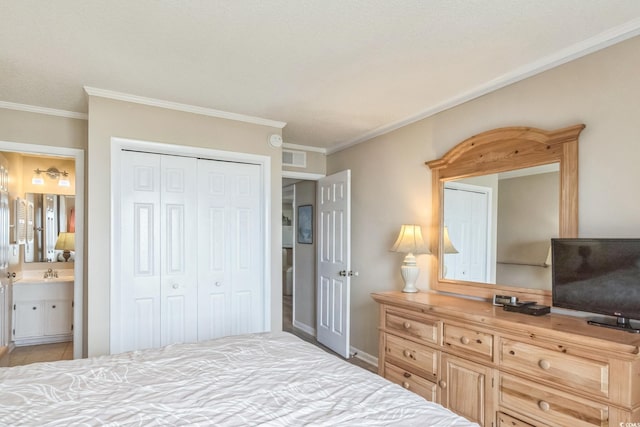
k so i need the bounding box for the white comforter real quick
[0,332,476,426]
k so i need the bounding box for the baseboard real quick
[350,345,378,367]
[292,320,316,336]
[14,335,72,347]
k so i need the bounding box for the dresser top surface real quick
[372,291,640,356]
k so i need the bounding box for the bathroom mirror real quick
[24,193,76,263]
[426,125,584,304]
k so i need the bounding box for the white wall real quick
[327,35,640,357]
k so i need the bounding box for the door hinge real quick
[12,328,15,336]
[491,377,494,388]
[72,301,74,308]
[13,304,15,310]
[71,324,74,331]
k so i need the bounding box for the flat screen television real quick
[551,238,640,333]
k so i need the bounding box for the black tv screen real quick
[552,238,640,326]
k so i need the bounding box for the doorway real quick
[0,141,84,362]
[281,174,320,339]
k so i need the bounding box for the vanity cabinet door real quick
[44,299,72,336]
[13,300,44,339]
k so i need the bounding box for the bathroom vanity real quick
[12,275,73,346]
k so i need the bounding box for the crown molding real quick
[84,86,286,129]
[0,101,88,120]
[328,17,640,155]
[282,142,326,154]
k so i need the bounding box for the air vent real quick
[282,149,306,168]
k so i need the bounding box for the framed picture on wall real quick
[297,204,313,244]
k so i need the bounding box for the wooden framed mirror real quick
[426,124,585,304]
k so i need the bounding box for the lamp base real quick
[400,254,420,293]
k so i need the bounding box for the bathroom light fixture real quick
[32,167,71,187]
[390,224,431,293]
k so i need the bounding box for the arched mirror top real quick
[426,124,585,304]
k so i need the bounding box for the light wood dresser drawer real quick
[444,324,493,361]
[385,310,440,345]
[500,339,609,398]
[385,362,437,402]
[497,411,538,427]
[384,333,438,380]
[500,374,609,427]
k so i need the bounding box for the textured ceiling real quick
[2,1,640,151]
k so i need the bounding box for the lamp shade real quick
[442,226,459,254]
[390,225,430,255]
[55,232,75,251]
[544,246,552,267]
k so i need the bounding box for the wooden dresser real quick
[372,291,640,427]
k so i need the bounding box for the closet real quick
[112,150,265,353]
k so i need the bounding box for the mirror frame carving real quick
[426,124,585,304]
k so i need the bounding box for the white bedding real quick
[0,332,476,426]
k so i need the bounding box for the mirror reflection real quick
[24,193,76,263]
[442,164,559,290]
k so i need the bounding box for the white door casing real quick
[197,159,264,340]
[316,170,351,358]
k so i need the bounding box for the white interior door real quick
[316,170,351,358]
[197,159,264,340]
[118,151,198,352]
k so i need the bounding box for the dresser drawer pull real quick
[438,380,447,389]
[538,359,551,370]
[402,381,410,389]
[538,400,550,412]
[403,372,412,378]
[460,336,470,345]
[403,349,412,358]
[403,321,411,329]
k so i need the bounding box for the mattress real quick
[0,332,476,426]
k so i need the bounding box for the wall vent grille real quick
[283,150,306,168]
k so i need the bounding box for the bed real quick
[0,332,476,426]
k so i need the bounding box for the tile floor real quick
[8,341,73,367]
[282,294,377,373]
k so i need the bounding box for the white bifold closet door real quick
[197,160,263,341]
[117,150,263,353]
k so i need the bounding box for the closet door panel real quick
[120,152,162,352]
[160,156,198,346]
[229,164,263,334]
[197,160,264,340]
[197,163,230,340]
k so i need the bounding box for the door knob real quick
[339,270,358,277]
[172,283,179,289]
